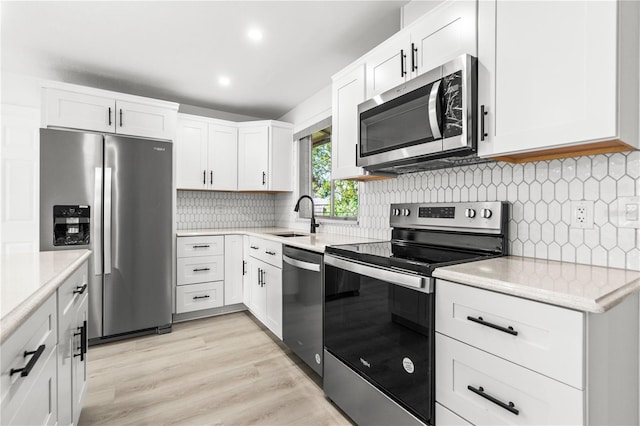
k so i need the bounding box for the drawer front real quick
[436,279,584,389]
[57,263,88,327]
[176,281,224,313]
[436,334,583,426]
[177,236,224,258]
[248,236,282,268]
[177,256,224,285]
[1,295,57,417]
[436,402,473,426]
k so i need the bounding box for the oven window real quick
[360,82,441,157]
[324,263,434,423]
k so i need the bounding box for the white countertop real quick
[1,249,91,343]
[177,227,382,252]
[433,256,640,313]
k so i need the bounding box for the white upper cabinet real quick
[477,0,640,160]
[237,121,293,192]
[365,32,411,99]
[42,83,179,140]
[176,114,238,191]
[332,64,367,180]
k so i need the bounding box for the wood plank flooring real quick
[79,312,352,425]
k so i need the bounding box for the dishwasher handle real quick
[283,254,321,272]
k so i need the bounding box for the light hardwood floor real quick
[79,312,352,425]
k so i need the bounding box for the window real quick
[299,124,358,220]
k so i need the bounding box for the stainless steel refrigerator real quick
[40,128,173,342]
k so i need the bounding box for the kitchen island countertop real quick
[1,249,91,343]
[434,255,640,313]
[177,227,382,253]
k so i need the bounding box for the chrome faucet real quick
[294,195,320,234]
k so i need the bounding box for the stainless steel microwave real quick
[357,54,477,173]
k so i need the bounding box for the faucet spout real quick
[294,195,320,234]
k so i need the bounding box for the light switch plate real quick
[617,197,640,228]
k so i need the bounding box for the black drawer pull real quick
[193,245,210,249]
[73,321,87,361]
[193,268,210,272]
[467,385,519,415]
[250,245,259,250]
[193,295,210,300]
[467,315,518,336]
[10,345,46,377]
[265,250,276,255]
[73,284,88,295]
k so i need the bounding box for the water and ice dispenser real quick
[53,205,90,246]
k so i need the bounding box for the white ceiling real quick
[1,1,409,119]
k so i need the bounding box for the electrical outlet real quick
[570,200,594,229]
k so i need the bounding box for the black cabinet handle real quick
[261,269,266,287]
[10,345,46,377]
[193,295,210,300]
[250,245,259,250]
[108,107,112,126]
[411,43,417,72]
[262,171,266,186]
[242,260,247,276]
[480,105,488,141]
[74,321,87,361]
[467,385,519,415]
[258,268,263,286]
[73,284,88,295]
[203,170,206,185]
[193,244,210,249]
[467,315,518,336]
[265,250,276,256]
[193,267,211,272]
[119,109,123,127]
[400,49,407,77]
[210,171,213,185]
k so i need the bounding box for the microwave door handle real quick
[428,79,443,140]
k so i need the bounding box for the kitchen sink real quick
[271,232,309,237]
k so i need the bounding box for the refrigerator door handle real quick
[104,167,112,275]
[94,168,103,275]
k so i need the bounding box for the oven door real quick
[324,255,434,423]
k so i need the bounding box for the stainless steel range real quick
[323,201,508,426]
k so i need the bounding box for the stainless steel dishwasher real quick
[282,245,323,376]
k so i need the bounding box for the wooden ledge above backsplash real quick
[491,139,636,163]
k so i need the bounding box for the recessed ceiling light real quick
[248,28,263,41]
[219,76,230,87]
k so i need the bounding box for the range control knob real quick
[402,209,411,217]
[392,208,401,216]
[465,208,477,218]
[481,208,493,218]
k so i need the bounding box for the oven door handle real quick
[325,255,432,292]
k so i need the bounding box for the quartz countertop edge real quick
[1,250,91,343]
[177,227,382,253]
[433,256,640,314]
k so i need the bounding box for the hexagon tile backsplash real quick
[177,152,639,271]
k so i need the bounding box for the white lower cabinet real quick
[435,279,639,426]
[176,282,224,313]
[246,237,283,339]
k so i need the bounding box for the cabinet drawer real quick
[57,263,88,326]
[436,334,583,426]
[177,256,224,285]
[1,295,57,421]
[435,280,584,389]
[248,236,282,268]
[177,236,224,258]
[176,281,224,313]
[436,402,472,426]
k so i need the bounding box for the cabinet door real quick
[263,262,283,339]
[176,117,209,190]
[365,32,411,98]
[44,88,115,133]
[477,0,618,158]
[209,123,238,191]
[224,235,244,305]
[332,64,367,180]
[238,126,269,190]
[242,236,251,307]
[268,125,293,191]
[410,0,477,76]
[72,296,88,426]
[115,100,177,140]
